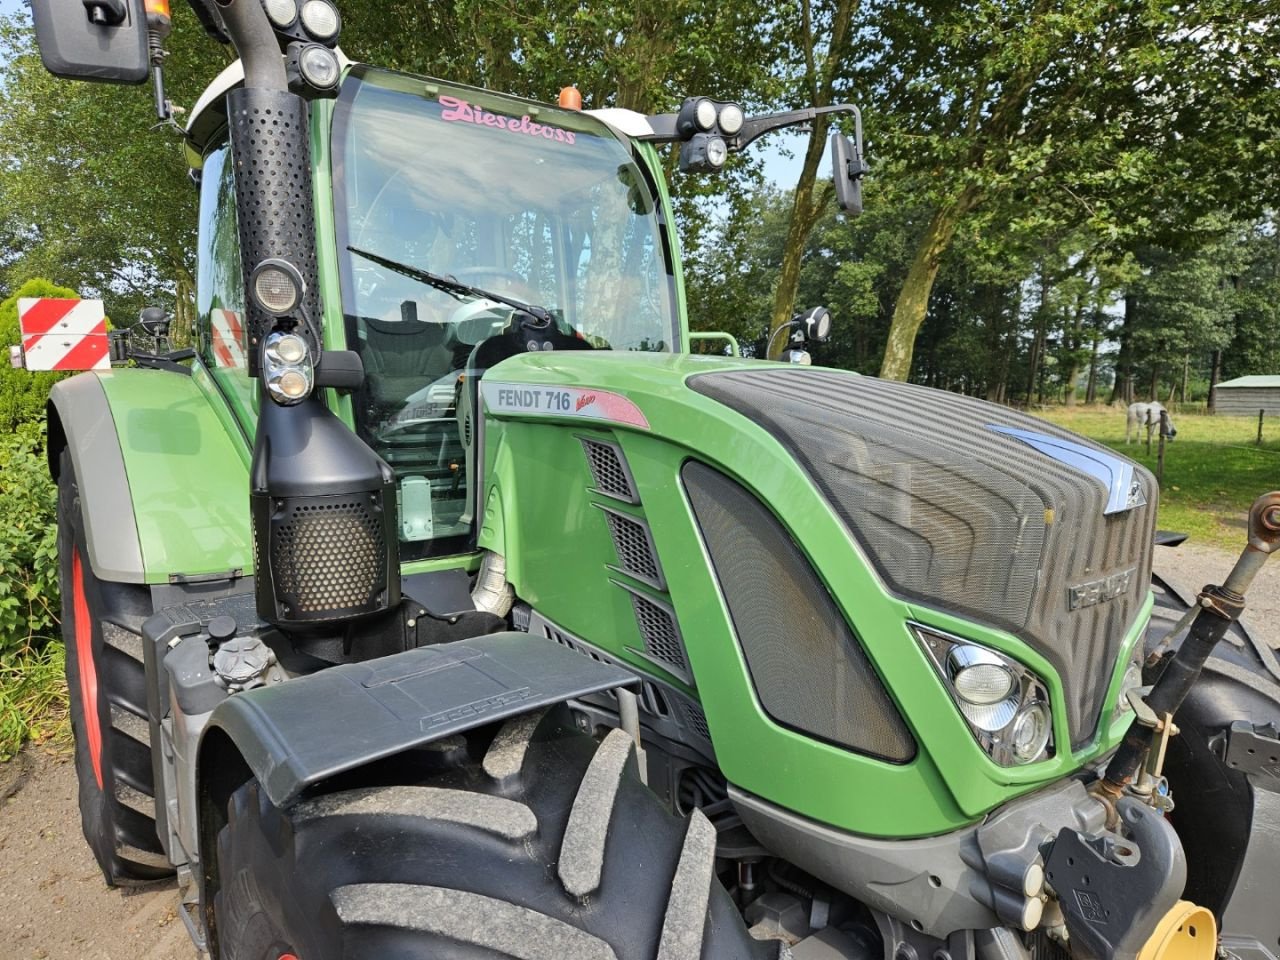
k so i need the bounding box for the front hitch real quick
[1041,494,1279,960]
[1097,491,1280,800]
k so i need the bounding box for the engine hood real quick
[480,353,1157,747]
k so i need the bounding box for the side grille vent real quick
[530,611,711,751]
[615,583,690,682]
[682,702,712,741]
[598,506,665,590]
[580,437,639,504]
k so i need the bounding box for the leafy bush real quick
[0,277,79,434]
[0,641,68,762]
[0,423,59,658]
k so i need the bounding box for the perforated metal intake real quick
[263,493,390,619]
[580,437,638,503]
[227,87,322,374]
[598,506,664,589]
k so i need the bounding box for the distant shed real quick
[1212,375,1280,415]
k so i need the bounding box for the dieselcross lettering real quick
[1068,568,1136,611]
[439,95,577,145]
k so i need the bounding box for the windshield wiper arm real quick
[347,246,551,323]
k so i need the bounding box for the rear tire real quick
[58,448,171,885]
[213,707,776,960]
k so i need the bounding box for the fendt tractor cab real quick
[17,2,1280,959]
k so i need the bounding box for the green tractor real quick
[18,2,1280,959]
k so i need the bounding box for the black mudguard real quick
[1148,574,1280,959]
[199,631,636,808]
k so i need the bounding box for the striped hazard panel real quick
[18,298,109,371]
[210,307,247,368]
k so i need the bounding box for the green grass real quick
[0,642,70,763]
[1033,406,1280,552]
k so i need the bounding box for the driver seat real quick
[357,311,453,419]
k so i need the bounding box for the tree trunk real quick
[1110,293,1135,405]
[1208,348,1221,413]
[764,0,855,360]
[766,132,832,359]
[879,185,980,380]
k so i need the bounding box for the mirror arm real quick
[214,0,287,90]
[639,103,862,151]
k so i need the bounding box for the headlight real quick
[251,259,305,316]
[718,102,745,136]
[298,44,341,90]
[1010,701,1052,763]
[705,136,728,168]
[264,0,298,28]
[299,0,340,41]
[913,624,1054,766]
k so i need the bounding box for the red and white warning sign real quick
[18,298,109,371]
[210,307,247,368]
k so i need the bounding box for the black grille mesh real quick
[271,497,384,615]
[683,460,916,762]
[625,589,690,677]
[580,437,638,503]
[691,369,1156,746]
[601,508,664,588]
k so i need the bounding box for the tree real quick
[0,8,231,339]
[866,0,1280,380]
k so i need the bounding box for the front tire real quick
[213,707,775,960]
[58,448,171,885]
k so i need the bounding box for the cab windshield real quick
[332,67,677,559]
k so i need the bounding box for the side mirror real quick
[794,306,832,343]
[138,306,170,338]
[30,0,150,85]
[830,128,867,216]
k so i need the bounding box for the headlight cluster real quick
[250,259,314,406]
[912,624,1054,766]
[676,97,746,172]
[261,331,313,405]
[265,0,344,94]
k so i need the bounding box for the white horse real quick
[1126,401,1177,445]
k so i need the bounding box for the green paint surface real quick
[96,368,253,583]
[478,351,1147,836]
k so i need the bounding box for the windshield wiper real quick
[347,246,553,325]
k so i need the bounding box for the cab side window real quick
[196,144,256,422]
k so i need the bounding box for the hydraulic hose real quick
[210,0,286,90]
[1100,491,1280,795]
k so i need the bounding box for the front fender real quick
[48,367,253,584]
[199,632,636,808]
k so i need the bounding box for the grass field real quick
[1033,406,1279,552]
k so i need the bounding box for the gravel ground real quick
[0,751,198,960]
[1153,540,1280,649]
[0,541,1273,960]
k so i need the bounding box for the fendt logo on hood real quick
[1068,568,1136,611]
